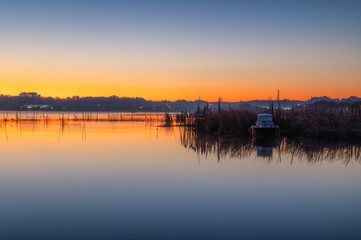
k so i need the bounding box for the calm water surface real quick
[0,118,360,239]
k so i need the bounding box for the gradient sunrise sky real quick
[0,0,360,101]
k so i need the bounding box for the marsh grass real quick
[163,112,173,127]
[272,103,361,140]
[0,111,175,129]
[187,102,361,140]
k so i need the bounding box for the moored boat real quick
[249,114,279,137]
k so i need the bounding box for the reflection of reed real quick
[57,119,87,142]
[180,128,253,161]
[279,138,361,165]
[180,128,361,165]
[0,122,9,142]
[82,121,87,141]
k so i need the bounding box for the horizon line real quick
[1,92,360,102]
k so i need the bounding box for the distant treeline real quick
[0,95,222,112]
[0,93,360,112]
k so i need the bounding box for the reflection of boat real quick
[255,146,273,158]
[250,136,280,158]
[250,136,279,147]
[249,114,279,137]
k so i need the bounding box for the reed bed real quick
[0,111,175,125]
[273,106,361,140]
[178,107,257,136]
[182,103,361,140]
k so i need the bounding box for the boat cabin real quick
[255,114,275,127]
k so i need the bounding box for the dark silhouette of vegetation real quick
[0,93,238,112]
[273,102,361,140]
[183,102,361,140]
[192,107,257,136]
[1,92,359,113]
[163,112,173,127]
[0,111,172,126]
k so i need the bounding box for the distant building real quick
[24,104,50,109]
[19,92,41,98]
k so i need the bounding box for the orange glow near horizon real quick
[1,81,359,102]
[1,67,360,101]
[1,32,360,102]
[1,29,360,102]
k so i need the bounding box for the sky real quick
[0,0,360,101]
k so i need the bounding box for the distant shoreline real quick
[1,93,360,112]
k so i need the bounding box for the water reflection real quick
[180,128,361,165]
[0,118,361,239]
[1,118,361,166]
[180,127,254,161]
[250,136,280,158]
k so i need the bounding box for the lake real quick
[0,116,360,239]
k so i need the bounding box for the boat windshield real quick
[258,116,273,122]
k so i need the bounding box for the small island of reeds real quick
[175,102,361,140]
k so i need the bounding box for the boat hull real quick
[251,127,279,137]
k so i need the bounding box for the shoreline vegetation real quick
[1,100,361,140]
[1,110,360,164]
[0,112,169,127]
[176,102,361,141]
[1,112,359,165]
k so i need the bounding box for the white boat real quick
[249,114,279,137]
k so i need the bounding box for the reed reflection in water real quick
[180,128,361,165]
[1,115,360,166]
